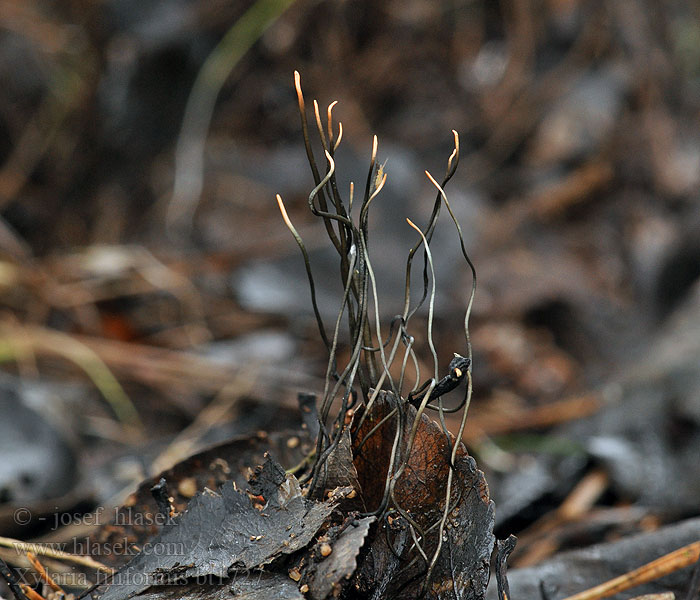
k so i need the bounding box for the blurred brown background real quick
[1,0,700,572]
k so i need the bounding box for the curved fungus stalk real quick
[277,72,485,597]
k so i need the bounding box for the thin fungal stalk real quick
[277,72,477,593]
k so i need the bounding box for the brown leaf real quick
[351,391,495,598]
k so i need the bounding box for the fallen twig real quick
[0,536,113,574]
[561,540,700,600]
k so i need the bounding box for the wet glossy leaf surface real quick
[88,433,309,569]
[134,571,303,600]
[94,457,335,600]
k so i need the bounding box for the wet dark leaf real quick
[494,535,518,600]
[88,432,310,569]
[132,571,303,600]
[488,517,700,599]
[426,456,497,599]
[93,457,335,600]
[312,424,363,510]
[305,516,375,600]
[247,453,287,500]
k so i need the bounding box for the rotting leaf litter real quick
[83,72,494,600]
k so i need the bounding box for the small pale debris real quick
[344,409,354,426]
[177,477,198,498]
[320,543,332,557]
[209,457,231,474]
[286,436,300,449]
[300,583,309,593]
[289,567,302,581]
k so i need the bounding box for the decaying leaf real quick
[311,422,364,512]
[87,432,310,569]
[305,516,375,600]
[351,391,495,599]
[132,571,304,600]
[93,457,335,600]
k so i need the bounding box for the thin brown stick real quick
[456,393,602,443]
[26,552,63,594]
[0,536,113,574]
[20,584,46,600]
[513,469,609,567]
[561,541,700,600]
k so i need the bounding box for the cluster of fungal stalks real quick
[276,71,477,593]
